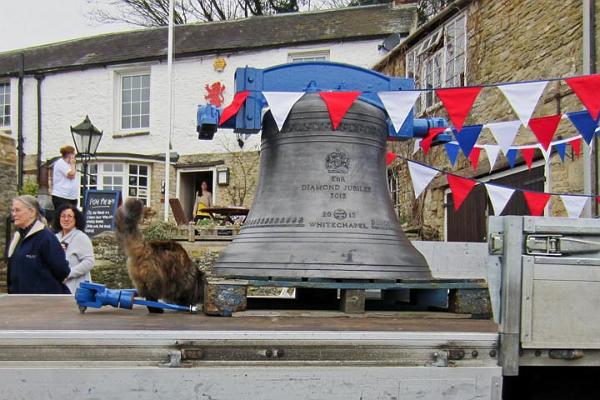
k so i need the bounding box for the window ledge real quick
[113,131,150,139]
[0,128,12,137]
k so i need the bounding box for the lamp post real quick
[70,116,103,210]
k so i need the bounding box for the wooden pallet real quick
[203,277,491,317]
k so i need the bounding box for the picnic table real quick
[203,207,249,223]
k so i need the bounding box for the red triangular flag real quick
[565,74,600,120]
[570,137,582,157]
[319,91,361,129]
[468,147,481,171]
[521,148,535,170]
[528,115,561,150]
[218,90,250,126]
[447,174,477,211]
[523,191,551,216]
[420,127,446,155]
[435,87,482,132]
[386,152,396,166]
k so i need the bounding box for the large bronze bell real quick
[213,93,432,280]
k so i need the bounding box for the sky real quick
[0,0,134,52]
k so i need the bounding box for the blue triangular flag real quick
[566,110,599,144]
[555,142,567,161]
[455,125,483,157]
[506,149,518,168]
[444,143,460,166]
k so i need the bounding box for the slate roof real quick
[0,4,416,77]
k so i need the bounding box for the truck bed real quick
[0,294,502,399]
[0,294,497,334]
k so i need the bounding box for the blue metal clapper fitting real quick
[75,281,198,313]
[196,61,449,143]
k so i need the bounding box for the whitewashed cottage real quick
[0,3,417,220]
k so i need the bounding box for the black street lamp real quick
[70,115,103,208]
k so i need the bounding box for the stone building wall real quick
[0,134,17,292]
[376,0,596,239]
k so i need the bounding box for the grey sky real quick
[0,0,133,52]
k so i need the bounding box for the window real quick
[0,82,10,127]
[101,162,125,192]
[121,74,150,130]
[445,15,466,87]
[81,162,150,205]
[288,50,330,63]
[405,13,467,113]
[128,164,149,204]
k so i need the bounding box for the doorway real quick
[177,170,215,220]
[446,166,545,242]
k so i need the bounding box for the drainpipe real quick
[17,53,24,192]
[583,0,596,216]
[35,74,44,183]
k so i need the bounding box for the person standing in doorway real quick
[52,145,78,210]
[193,180,213,222]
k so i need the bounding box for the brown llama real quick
[115,198,204,312]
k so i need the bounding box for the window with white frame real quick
[288,50,330,63]
[128,164,149,201]
[120,73,150,130]
[445,14,466,87]
[0,82,10,127]
[82,162,150,205]
[405,13,466,113]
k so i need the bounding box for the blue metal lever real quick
[75,282,198,313]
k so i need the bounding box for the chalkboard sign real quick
[83,190,121,237]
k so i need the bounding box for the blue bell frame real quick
[197,61,449,142]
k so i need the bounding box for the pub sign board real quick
[83,190,121,237]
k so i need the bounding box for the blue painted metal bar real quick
[75,282,197,313]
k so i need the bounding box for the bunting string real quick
[398,156,599,218]
[401,156,597,199]
[219,73,600,160]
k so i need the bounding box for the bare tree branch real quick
[87,0,360,26]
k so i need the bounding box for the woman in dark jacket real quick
[7,195,71,294]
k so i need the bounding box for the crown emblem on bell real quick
[326,150,350,174]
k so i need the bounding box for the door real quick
[446,166,545,242]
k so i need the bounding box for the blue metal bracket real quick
[75,282,197,313]
[197,61,449,141]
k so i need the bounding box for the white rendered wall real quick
[18,39,387,160]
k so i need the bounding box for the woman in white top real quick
[52,145,78,211]
[54,204,95,294]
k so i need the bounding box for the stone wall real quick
[91,230,225,289]
[376,0,595,239]
[0,134,17,292]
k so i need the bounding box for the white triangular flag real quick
[407,161,438,199]
[482,145,500,173]
[560,195,588,218]
[498,81,548,126]
[413,138,422,155]
[378,91,421,133]
[487,121,521,155]
[262,92,305,131]
[485,184,515,215]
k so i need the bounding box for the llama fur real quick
[115,198,204,306]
